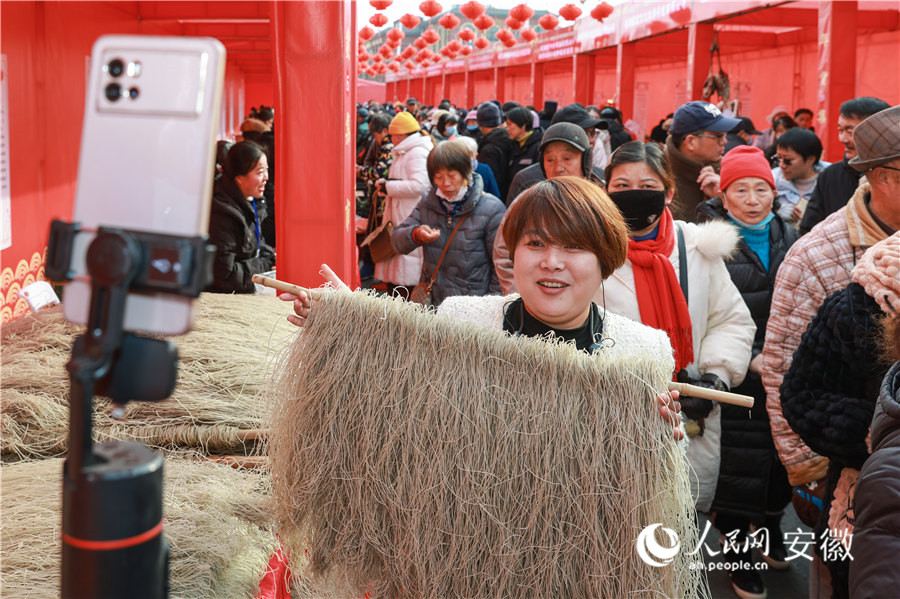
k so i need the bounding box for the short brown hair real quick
[503,176,628,279]
[427,140,472,183]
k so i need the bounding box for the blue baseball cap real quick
[670,101,741,135]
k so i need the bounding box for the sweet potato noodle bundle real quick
[267,290,705,598]
[0,456,276,599]
[1,294,296,460]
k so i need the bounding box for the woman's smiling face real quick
[512,231,604,330]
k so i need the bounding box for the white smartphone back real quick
[64,35,225,335]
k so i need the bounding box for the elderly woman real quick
[696,145,799,597]
[374,111,434,298]
[391,140,505,306]
[207,141,276,293]
[600,140,755,586]
[280,177,683,437]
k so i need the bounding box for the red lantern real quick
[438,13,460,29]
[389,62,400,72]
[538,14,558,30]
[509,4,534,22]
[419,0,442,18]
[670,7,692,25]
[372,54,383,63]
[369,0,392,9]
[369,13,388,27]
[496,28,513,42]
[359,26,375,41]
[473,14,494,30]
[387,38,401,48]
[379,45,393,58]
[520,28,537,42]
[459,1,486,20]
[502,37,517,48]
[474,36,490,49]
[400,13,421,29]
[458,27,476,41]
[358,50,371,61]
[365,67,375,76]
[422,28,440,44]
[402,46,416,59]
[447,39,462,51]
[591,2,615,22]
[387,28,405,42]
[460,45,473,56]
[505,17,523,30]
[405,60,415,69]
[414,37,428,49]
[648,20,668,35]
[559,4,582,21]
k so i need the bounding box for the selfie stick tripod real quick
[47,220,214,599]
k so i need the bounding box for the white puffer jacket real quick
[375,132,434,287]
[598,219,756,512]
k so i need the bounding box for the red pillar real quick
[532,62,545,111]
[616,42,635,120]
[575,53,595,106]
[464,68,472,109]
[272,0,358,288]
[818,1,858,162]
[686,23,714,101]
[495,66,506,102]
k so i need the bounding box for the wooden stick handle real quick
[235,428,267,442]
[668,381,754,408]
[252,274,322,298]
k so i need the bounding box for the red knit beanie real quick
[719,145,776,192]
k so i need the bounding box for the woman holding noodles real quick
[279,176,685,437]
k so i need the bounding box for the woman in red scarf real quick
[598,140,755,520]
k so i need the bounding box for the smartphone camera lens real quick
[128,87,140,100]
[107,59,125,78]
[105,83,122,102]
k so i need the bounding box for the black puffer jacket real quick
[699,198,798,522]
[392,173,505,306]
[207,176,276,293]
[850,362,900,598]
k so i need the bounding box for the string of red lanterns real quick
[362,1,617,78]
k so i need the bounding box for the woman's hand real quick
[658,390,684,441]
[413,225,441,244]
[749,353,764,375]
[278,263,350,327]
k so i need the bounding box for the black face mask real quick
[607,189,667,231]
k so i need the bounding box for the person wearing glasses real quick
[798,96,891,234]
[772,128,830,230]
[761,106,900,594]
[664,101,741,223]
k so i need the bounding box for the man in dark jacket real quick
[505,106,543,185]
[665,101,740,222]
[476,101,514,201]
[798,96,891,234]
[598,106,633,151]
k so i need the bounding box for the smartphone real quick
[63,35,225,335]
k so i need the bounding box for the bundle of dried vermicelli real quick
[268,290,705,598]
[0,456,276,599]
[1,294,295,460]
